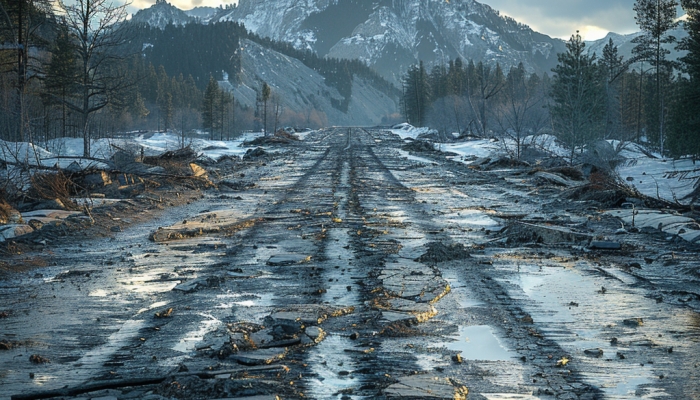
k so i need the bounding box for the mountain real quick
[130,0,193,29]
[184,6,219,23]
[231,39,398,126]
[585,28,688,66]
[213,0,567,84]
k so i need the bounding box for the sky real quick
[127,0,644,41]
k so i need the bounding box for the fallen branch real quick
[11,365,288,400]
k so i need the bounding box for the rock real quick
[0,224,34,242]
[623,318,644,327]
[230,348,287,366]
[584,348,604,357]
[243,147,267,160]
[110,226,122,232]
[267,254,311,266]
[302,326,326,345]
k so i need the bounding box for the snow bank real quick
[615,142,699,203]
[388,123,437,140]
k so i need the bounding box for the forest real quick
[401,0,700,162]
[0,0,399,155]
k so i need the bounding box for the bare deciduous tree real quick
[57,0,131,157]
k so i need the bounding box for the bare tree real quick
[56,0,131,157]
[496,64,549,159]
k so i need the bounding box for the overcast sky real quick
[128,0,644,41]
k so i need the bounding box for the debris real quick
[29,354,50,364]
[506,222,593,244]
[589,241,622,250]
[556,357,570,367]
[267,254,312,266]
[623,318,644,327]
[416,242,470,264]
[154,308,173,318]
[583,348,604,357]
[243,147,267,160]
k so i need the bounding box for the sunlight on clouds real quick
[128,0,236,11]
[576,25,610,41]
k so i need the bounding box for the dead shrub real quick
[28,171,77,209]
[0,193,13,224]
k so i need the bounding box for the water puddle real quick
[136,300,170,315]
[76,319,146,368]
[215,292,275,309]
[443,270,483,308]
[306,335,363,399]
[444,210,502,230]
[503,264,667,398]
[172,313,222,354]
[439,326,514,361]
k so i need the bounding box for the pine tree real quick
[632,0,679,154]
[551,32,607,163]
[668,0,700,158]
[202,76,219,134]
[601,38,627,138]
[44,25,78,138]
[261,82,271,134]
[401,62,429,126]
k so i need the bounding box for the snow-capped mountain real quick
[585,28,687,64]
[183,6,219,23]
[213,0,567,83]
[130,0,193,29]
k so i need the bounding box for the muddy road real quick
[1,128,700,400]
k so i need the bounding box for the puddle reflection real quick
[440,325,514,361]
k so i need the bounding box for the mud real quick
[1,128,699,400]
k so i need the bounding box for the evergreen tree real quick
[668,0,700,158]
[632,0,679,154]
[202,76,219,134]
[44,25,78,138]
[402,61,430,126]
[550,32,606,163]
[600,38,627,138]
[261,82,271,134]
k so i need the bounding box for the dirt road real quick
[2,128,699,400]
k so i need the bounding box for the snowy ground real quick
[388,124,700,204]
[1,126,699,204]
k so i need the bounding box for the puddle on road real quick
[74,319,146,371]
[442,270,483,308]
[503,264,668,398]
[216,292,275,309]
[444,210,502,230]
[438,325,514,361]
[172,313,222,354]
[306,335,364,400]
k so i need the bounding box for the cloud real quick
[484,0,638,40]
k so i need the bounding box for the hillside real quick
[214,0,567,83]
